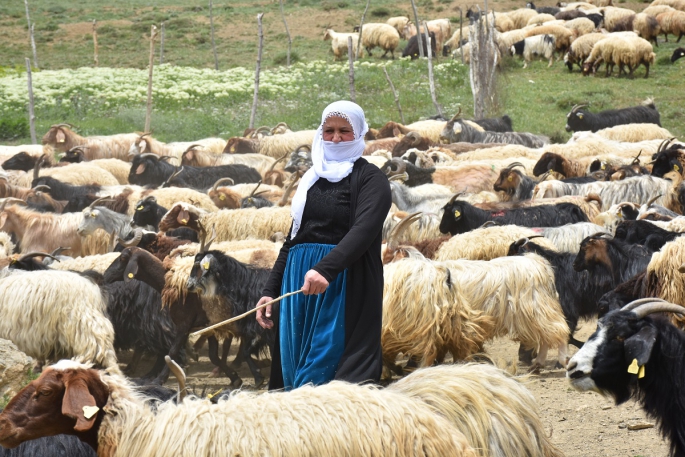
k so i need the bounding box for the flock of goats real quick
[1,95,685,456]
[324,0,685,76]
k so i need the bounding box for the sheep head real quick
[41,124,75,148]
[159,203,205,233]
[223,137,257,154]
[376,121,406,139]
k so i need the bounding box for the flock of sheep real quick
[325,0,685,77]
[1,8,685,452]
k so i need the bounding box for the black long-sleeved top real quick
[263,158,392,389]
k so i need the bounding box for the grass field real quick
[0,0,684,145]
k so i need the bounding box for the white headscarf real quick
[290,100,369,238]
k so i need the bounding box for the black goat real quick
[573,233,653,287]
[1,152,48,172]
[131,196,199,242]
[118,228,191,260]
[129,153,261,190]
[186,248,274,388]
[614,220,683,251]
[284,145,312,173]
[493,162,537,201]
[472,115,513,133]
[58,147,87,163]
[402,31,437,59]
[440,197,588,235]
[567,299,685,457]
[508,237,615,348]
[0,433,96,457]
[30,177,100,201]
[672,47,685,63]
[526,1,560,14]
[650,138,685,178]
[565,101,661,132]
[597,272,648,317]
[440,117,549,148]
[555,9,586,20]
[240,181,273,209]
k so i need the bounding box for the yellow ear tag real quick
[578,113,584,119]
[230,145,236,152]
[219,194,226,200]
[127,273,134,279]
[601,163,606,170]
[638,365,645,379]
[618,209,623,217]
[507,175,513,182]
[627,358,640,375]
[82,405,99,420]
[137,205,144,211]
[454,210,461,218]
[181,219,188,224]
[202,261,210,270]
[674,164,680,172]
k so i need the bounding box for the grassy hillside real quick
[0,0,683,145]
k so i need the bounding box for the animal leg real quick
[124,348,145,375]
[140,354,168,381]
[678,33,683,43]
[208,336,243,389]
[644,63,650,78]
[239,339,265,388]
[555,343,569,369]
[518,344,535,366]
[530,344,549,372]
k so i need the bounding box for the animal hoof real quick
[554,361,564,369]
[528,363,542,374]
[230,378,243,390]
[208,367,221,378]
[254,376,266,388]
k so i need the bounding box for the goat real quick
[493,162,538,201]
[77,197,132,240]
[672,46,685,61]
[129,153,261,191]
[567,298,685,457]
[440,115,549,148]
[382,158,499,193]
[565,100,661,132]
[41,124,138,160]
[402,31,438,59]
[614,219,683,250]
[440,196,589,235]
[573,233,653,287]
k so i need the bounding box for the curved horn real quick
[249,180,263,197]
[162,167,184,188]
[17,252,61,263]
[164,355,187,402]
[87,196,115,209]
[656,137,676,155]
[0,198,28,210]
[620,297,669,312]
[447,192,466,205]
[182,144,203,156]
[645,194,663,207]
[211,177,235,193]
[51,246,70,256]
[139,153,161,160]
[32,185,51,192]
[478,220,499,228]
[119,228,144,247]
[140,132,153,139]
[570,103,588,113]
[386,158,407,176]
[449,107,462,121]
[267,152,290,173]
[631,150,643,165]
[199,226,217,253]
[388,172,409,182]
[51,123,76,129]
[295,144,312,153]
[406,131,422,145]
[630,300,685,319]
[32,154,46,181]
[387,212,423,249]
[159,156,178,163]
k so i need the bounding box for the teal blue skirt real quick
[279,243,347,390]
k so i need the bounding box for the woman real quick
[256,101,391,391]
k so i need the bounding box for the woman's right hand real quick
[256,296,275,329]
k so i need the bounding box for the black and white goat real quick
[510,35,555,68]
[440,116,549,148]
[567,298,685,457]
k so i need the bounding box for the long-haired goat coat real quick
[511,35,554,68]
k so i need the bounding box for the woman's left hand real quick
[302,270,329,295]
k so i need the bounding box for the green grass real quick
[1,0,684,144]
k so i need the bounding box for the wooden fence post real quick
[459,7,465,64]
[279,0,292,66]
[347,37,356,102]
[249,13,264,129]
[25,58,37,144]
[24,0,39,69]
[383,67,404,124]
[209,0,219,70]
[92,20,99,67]
[145,25,157,133]
[424,24,443,118]
[160,22,165,64]
[356,0,370,60]
[409,0,424,58]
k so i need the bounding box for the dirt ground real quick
[117,318,670,457]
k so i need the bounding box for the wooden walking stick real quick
[190,290,303,337]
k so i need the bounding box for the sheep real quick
[224,129,316,158]
[556,8,589,20]
[127,133,226,162]
[14,161,121,189]
[565,99,661,132]
[159,202,291,242]
[643,4,677,16]
[382,158,501,193]
[389,253,570,368]
[506,8,540,28]
[602,6,640,31]
[440,117,549,148]
[41,124,138,161]
[0,231,15,258]
[672,45,685,60]
[564,16,598,35]
[388,364,564,457]
[0,271,118,371]
[49,253,121,275]
[386,16,410,34]
[434,225,544,261]
[495,29,529,54]
[633,12,662,45]
[576,123,673,143]
[323,29,362,60]
[376,119,485,142]
[566,298,685,457]
[402,19,452,52]
[511,34,556,67]
[0,202,111,256]
[534,175,676,210]
[0,361,489,457]
[656,10,685,41]
[357,23,400,58]
[581,35,632,76]
[525,24,575,55]
[526,12,558,26]
[443,30,467,56]
[623,34,658,77]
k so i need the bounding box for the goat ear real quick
[392,127,401,137]
[62,376,98,432]
[139,140,148,153]
[177,209,190,225]
[185,150,194,160]
[624,325,658,376]
[135,163,146,175]
[56,129,66,143]
[124,261,139,281]
[0,213,6,228]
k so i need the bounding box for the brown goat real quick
[41,124,138,161]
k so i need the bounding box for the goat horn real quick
[645,194,663,207]
[204,227,217,252]
[620,298,669,312]
[447,192,465,205]
[657,137,676,155]
[388,172,409,182]
[119,228,144,247]
[88,196,115,209]
[50,246,70,256]
[211,177,235,192]
[32,185,51,192]
[267,151,290,173]
[478,220,499,229]
[449,107,462,121]
[295,144,312,152]
[162,167,184,188]
[406,131,421,145]
[630,300,685,319]
[140,132,153,139]
[249,180,263,197]
[182,144,203,156]
[164,355,187,402]
[51,123,76,129]
[279,173,301,206]
[570,103,588,113]
[631,150,643,165]
[385,158,407,176]
[32,154,46,181]
[387,212,423,250]
[504,161,526,172]
[0,198,28,210]
[139,153,161,160]
[17,252,61,263]
[159,156,178,163]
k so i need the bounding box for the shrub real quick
[0,117,29,141]
[371,7,391,17]
[273,51,301,66]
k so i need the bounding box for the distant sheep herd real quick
[324,0,685,77]
[1,5,685,455]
